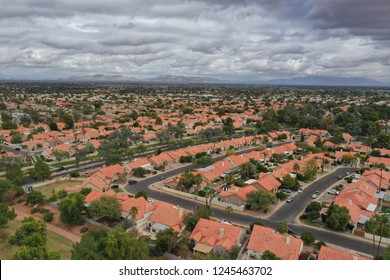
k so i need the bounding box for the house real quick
[317,246,368,260]
[196,166,224,184]
[246,225,303,260]
[149,152,174,167]
[41,144,76,160]
[126,157,153,172]
[147,202,185,233]
[190,218,245,257]
[251,174,281,193]
[219,185,257,206]
[84,189,116,205]
[92,164,126,182]
[368,157,390,168]
[120,196,156,223]
[227,154,250,167]
[342,133,354,143]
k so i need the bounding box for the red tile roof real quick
[190,218,243,251]
[247,225,303,260]
[318,246,368,260]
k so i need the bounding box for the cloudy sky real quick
[1,0,389,81]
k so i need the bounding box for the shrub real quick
[301,232,315,245]
[70,171,80,177]
[57,189,68,199]
[315,241,327,250]
[276,192,289,201]
[80,226,89,233]
[79,188,92,196]
[43,212,54,222]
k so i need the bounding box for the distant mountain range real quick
[1,74,389,87]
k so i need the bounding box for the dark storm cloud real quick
[0,0,389,81]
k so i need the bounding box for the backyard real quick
[35,180,83,198]
[0,220,74,260]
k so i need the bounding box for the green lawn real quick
[36,180,83,198]
[0,220,74,260]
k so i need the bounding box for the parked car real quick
[57,166,66,172]
[338,175,342,179]
[282,188,292,193]
[311,193,318,199]
[298,188,303,193]
[128,180,138,185]
[111,184,119,189]
[286,196,293,203]
[159,176,167,181]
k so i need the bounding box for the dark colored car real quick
[58,166,66,171]
[111,185,119,189]
[128,180,138,185]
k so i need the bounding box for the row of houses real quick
[333,168,390,227]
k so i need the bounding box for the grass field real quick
[0,220,74,260]
[35,180,83,198]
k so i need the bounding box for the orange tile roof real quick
[85,189,116,203]
[121,197,156,221]
[227,154,250,167]
[368,156,390,166]
[190,218,243,251]
[150,152,174,166]
[247,225,302,260]
[318,246,368,260]
[213,160,236,172]
[149,202,185,232]
[219,185,257,201]
[127,157,151,169]
[94,164,125,180]
[255,174,282,191]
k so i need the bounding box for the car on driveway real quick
[328,189,340,195]
[286,196,293,203]
[281,188,292,193]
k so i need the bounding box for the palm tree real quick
[293,163,300,176]
[225,206,233,220]
[130,206,138,222]
[204,186,216,207]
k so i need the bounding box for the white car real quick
[298,188,303,193]
[286,196,293,203]
[311,193,318,199]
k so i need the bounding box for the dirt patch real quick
[11,202,100,243]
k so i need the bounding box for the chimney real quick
[286,235,291,245]
[219,228,224,237]
[222,162,225,167]
[179,208,183,217]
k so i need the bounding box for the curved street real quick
[124,157,384,256]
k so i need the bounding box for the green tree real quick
[53,149,70,166]
[129,206,138,221]
[327,204,351,231]
[293,163,300,175]
[25,191,45,205]
[105,228,149,260]
[71,230,108,260]
[301,232,316,245]
[49,122,59,131]
[29,158,51,182]
[155,228,190,257]
[277,221,288,234]
[0,178,24,202]
[195,156,214,167]
[5,163,25,186]
[225,206,233,220]
[239,162,258,180]
[135,191,148,200]
[365,214,390,259]
[261,250,281,260]
[11,133,23,144]
[222,117,235,135]
[132,167,147,178]
[384,246,390,260]
[178,171,202,191]
[246,190,277,212]
[0,203,17,227]
[88,196,121,220]
[12,245,60,260]
[9,217,47,247]
[59,192,85,224]
[303,158,318,181]
[305,201,322,213]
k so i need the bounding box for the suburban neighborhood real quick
[0,83,389,261]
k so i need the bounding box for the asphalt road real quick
[124,156,384,257]
[269,167,351,222]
